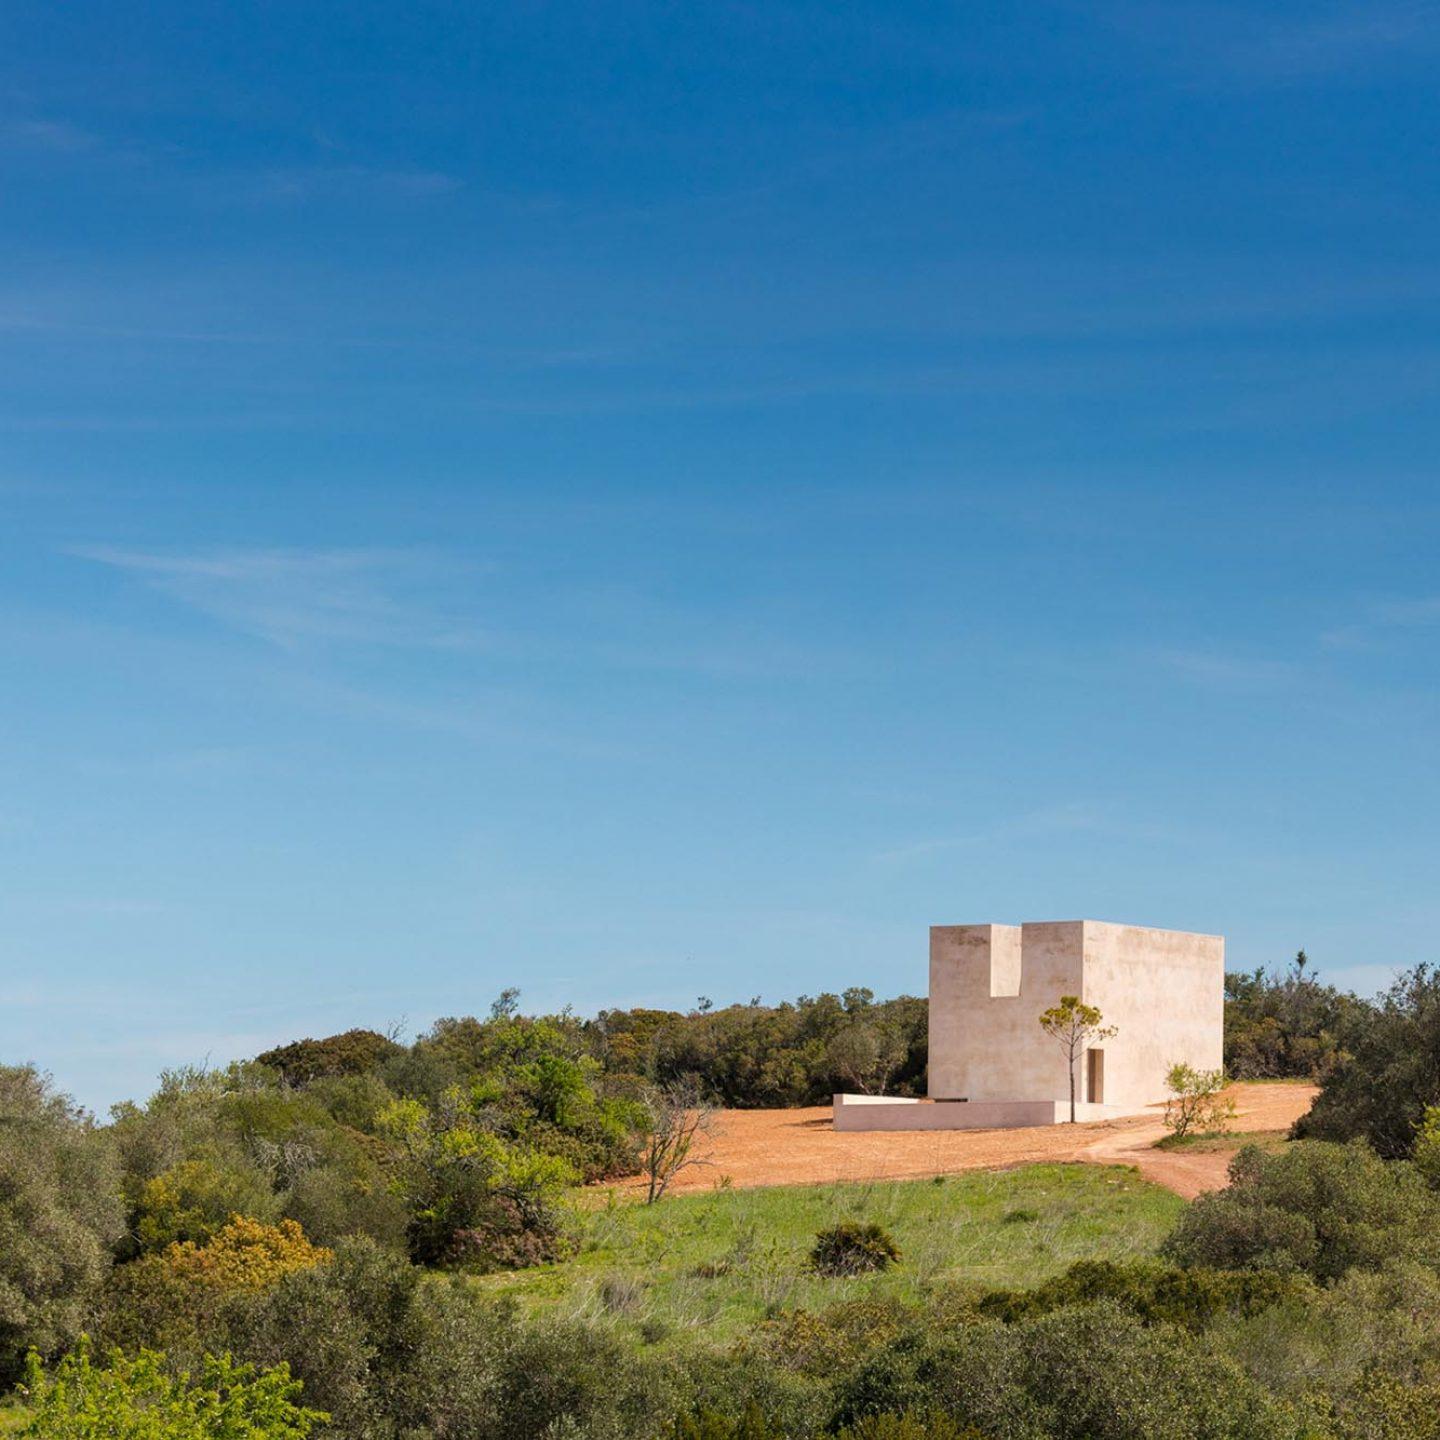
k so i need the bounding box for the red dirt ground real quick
[619,1083,1316,1201]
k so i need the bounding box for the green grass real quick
[1154,1128,1289,1154]
[472,1163,1186,1345]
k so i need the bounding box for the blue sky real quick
[3,1,1439,1112]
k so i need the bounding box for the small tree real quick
[826,1018,906,1096]
[1038,996,1117,1123]
[639,1079,715,1203]
[1162,1063,1234,1140]
[489,986,521,1021]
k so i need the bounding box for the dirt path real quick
[1070,1082,1314,1198]
[617,1083,1315,1201]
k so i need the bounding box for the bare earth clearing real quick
[620,1082,1316,1201]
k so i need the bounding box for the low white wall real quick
[831,1094,1142,1131]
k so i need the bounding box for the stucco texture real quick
[927,919,1223,1115]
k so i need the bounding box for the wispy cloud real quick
[1103,1,1440,84]
[278,672,635,761]
[1323,594,1440,649]
[1371,596,1440,626]
[3,115,458,207]
[58,897,169,918]
[2,115,170,168]
[223,165,463,205]
[871,801,1181,867]
[1224,5,1431,80]
[71,546,486,650]
[1156,648,1300,691]
[6,118,99,153]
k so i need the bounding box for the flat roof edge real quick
[930,919,1224,941]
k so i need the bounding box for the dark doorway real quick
[1086,1048,1105,1104]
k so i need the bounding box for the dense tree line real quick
[1223,951,1371,1081]
[1297,963,1440,1157]
[600,954,1396,1100]
[595,988,929,1106]
[7,957,1440,1436]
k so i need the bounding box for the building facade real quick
[834,918,1223,1131]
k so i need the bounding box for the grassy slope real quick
[474,1162,1185,1344]
[1153,1128,1290,1154]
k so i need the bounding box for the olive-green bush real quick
[0,1066,124,1383]
[1162,1141,1440,1280]
[1296,965,1440,1158]
[831,1301,1305,1440]
[977,1259,1308,1332]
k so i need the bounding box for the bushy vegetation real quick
[1223,951,1368,1081]
[10,958,1440,1438]
[975,1258,1308,1331]
[810,1224,901,1277]
[595,953,1423,1106]
[16,1344,324,1439]
[102,1000,649,1285]
[1163,1139,1440,1280]
[1295,964,1440,1158]
[1161,1064,1233,1141]
[597,989,929,1106]
[0,1067,124,1384]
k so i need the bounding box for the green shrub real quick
[832,1301,1302,1440]
[222,1237,436,1437]
[256,1031,405,1087]
[107,1065,282,1247]
[603,990,929,1108]
[281,1165,410,1252]
[1325,1373,1440,1440]
[16,1343,325,1439]
[1296,964,1440,1157]
[811,1223,901,1277]
[1162,1141,1440,1280]
[95,1218,330,1366]
[0,1067,124,1384]
[1218,1261,1440,1410]
[133,1160,281,1252]
[377,1089,577,1268]
[1415,1105,1440,1191]
[684,1345,830,1440]
[673,1404,789,1440]
[757,1298,919,1376]
[296,1072,395,1132]
[670,1406,985,1440]
[977,1259,1307,1332]
[94,1250,219,1361]
[1162,1064,1233,1140]
[483,1315,683,1440]
[837,1415,987,1440]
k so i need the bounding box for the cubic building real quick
[834,919,1224,1131]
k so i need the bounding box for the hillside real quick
[476,1164,1185,1343]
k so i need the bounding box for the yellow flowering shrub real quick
[163,1215,332,1291]
[134,1158,277,1251]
